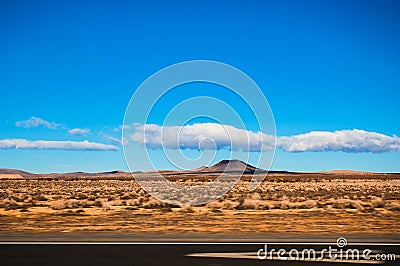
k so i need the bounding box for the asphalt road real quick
[1,243,399,266]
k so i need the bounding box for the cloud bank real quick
[0,139,118,151]
[131,123,274,152]
[99,133,128,146]
[15,117,60,129]
[68,128,90,135]
[129,123,400,153]
[278,129,400,153]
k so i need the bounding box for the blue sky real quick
[1,0,399,173]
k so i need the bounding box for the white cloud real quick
[129,123,400,153]
[0,139,118,151]
[277,129,400,153]
[15,117,60,129]
[100,133,128,146]
[113,125,131,132]
[130,123,275,152]
[68,128,90,136]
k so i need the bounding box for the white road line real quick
[0,242,399,245]
[185,252,390,264]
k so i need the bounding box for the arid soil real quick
[0,173,399,240]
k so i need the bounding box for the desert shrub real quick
[250,193,261,200]
[75,193,88,200]
[326,198,366,211]
[0,192,8,200]
[351,201,365,211]
[52,195,63,200]
[109,200,122,206]
[222,201,237,210]
[340,200,365,211]
[236,199,266,210]
[50,199,89,210]
[125,206,139,211]
[270,193,282,201]
[81,200,93,208]
[271,200,290,210]
[371,197,385,208]
[19,206,29,212]
[211,208,222,213]
[159,206,172,212]
[142,198,165,209]
[206,200,224,210]
[13,195,24,202]
[50,200,67,210]
[101,199,113,211]
[93,200,103,207]
[297,197,306,202]
[87,195,97,201]
[36,194,48,201]
[386,202,400,211]
[179,206,195,213]
[128,199,140,206]
[2,199,20,210]
[120,193,132,200]
[67,199,81,208]
[328,198,345,209]
[289,200,318,209]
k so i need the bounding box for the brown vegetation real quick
[0,173,399,238]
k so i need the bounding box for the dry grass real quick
[0,174,399,236]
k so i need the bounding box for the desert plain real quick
[0,161,399,242]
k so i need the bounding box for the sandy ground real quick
[0,174,399,241]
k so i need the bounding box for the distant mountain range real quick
[141,160,291,175]
[200,159,259,173]
[193,159,271,174]
[0,160,397,179]
[0,168,128,179]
